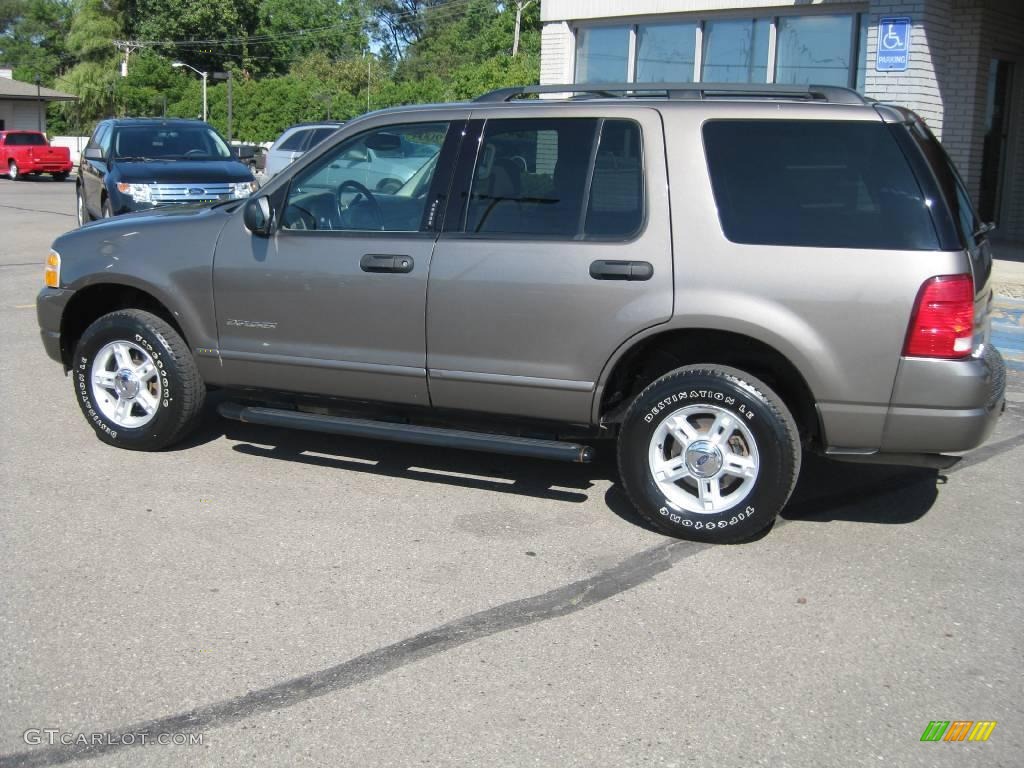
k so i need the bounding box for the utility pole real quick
[113,40,140,77]
[35,75,42,131]
[227,71,233,143]
[512,0,535,57]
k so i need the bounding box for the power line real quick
[126,0,475,48]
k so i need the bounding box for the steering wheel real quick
[337,179,384,230]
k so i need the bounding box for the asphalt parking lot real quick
[1,177,1022,768]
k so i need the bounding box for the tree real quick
[133,0,259,73]
[0,0,74,83]
[254,0,368,76]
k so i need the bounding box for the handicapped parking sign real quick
[876,17,911,71]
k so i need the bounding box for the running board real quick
[825,448,960,470]
[218,403,594,463]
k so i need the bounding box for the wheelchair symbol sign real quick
[876,17,911,71]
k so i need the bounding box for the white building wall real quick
[0,100,47,131]
[540,21,574,85]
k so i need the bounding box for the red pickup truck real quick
[0,131,73,181]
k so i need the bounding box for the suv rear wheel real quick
[72,310,205,450]
[8,160,19,180]
[617,365,801,543]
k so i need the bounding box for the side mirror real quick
[83,147,103,161]
[235,144,255,160]
[343,147,369,163]
[243,197,275,237]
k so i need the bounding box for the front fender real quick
[52,205,232,355]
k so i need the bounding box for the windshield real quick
[5,133,46,146]
[113,125,231,161]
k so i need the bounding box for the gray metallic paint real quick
[38,97,1004,459]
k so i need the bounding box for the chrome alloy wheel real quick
[90,340,162,428]
[648,404,760,514]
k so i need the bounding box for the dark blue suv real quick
[77,118,257,224]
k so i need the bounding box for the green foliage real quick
[255,0,367,76]
[5,0,542,142]
[67,0,124,63]
[1,0,73,82]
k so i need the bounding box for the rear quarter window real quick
[703,119,940,250]
[277,129,311,152]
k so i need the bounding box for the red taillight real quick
[903,274,975,359]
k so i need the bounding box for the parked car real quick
[264,122,345,178]
[76,118,258,224]
[37,83,1006,544]
[0,130,73,181]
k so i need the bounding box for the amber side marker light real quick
[44,250,60,288]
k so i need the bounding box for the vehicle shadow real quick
[183,401,940,533]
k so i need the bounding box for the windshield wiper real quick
[115,156,170,162]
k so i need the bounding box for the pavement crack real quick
[0,539,703,768]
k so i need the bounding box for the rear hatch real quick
[886,110,994,350]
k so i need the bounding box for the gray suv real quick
[36,83,1006,543]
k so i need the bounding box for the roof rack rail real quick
[474,82,869,106]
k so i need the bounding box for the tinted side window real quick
[278,129,310,152]
[308,127,337,148]
[96,125,112,156]
[703,120,940,250]
[584,120,644,238]
[466,118,598,238]
[282,122,446,232]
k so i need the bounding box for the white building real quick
[539,0,1024,239]
[0,67,77,134]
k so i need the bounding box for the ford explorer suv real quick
[76,118,257,224]
[0,130,73,180]
[37,83,1006,544]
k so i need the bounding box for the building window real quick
[701,19,770,83]
[636,22,698,83]
[574,12,867,91]
[575,25,630,83]
[775,15,854,86]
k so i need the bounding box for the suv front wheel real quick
[618,365,801,543]
[72,309,206,450]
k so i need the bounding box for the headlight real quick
[44,249,60,288]
[116,182,152,203]
[230,181,259,199]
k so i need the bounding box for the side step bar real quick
[218,403,594,463]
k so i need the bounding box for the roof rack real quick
[474,82,869,106]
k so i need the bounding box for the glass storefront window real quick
[636,22,697,82]
[575,26,630,83]
[855,14,869,92]
[701,19,770,83]
[775,15,854,86]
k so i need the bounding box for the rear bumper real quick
[881,345,1006,453]
[21,158,73,173]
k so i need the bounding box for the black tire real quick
[76,186,91,225]
[102,198,113,218]
[72,310,206,451]
[53,172,70,181]
[617,365,801,543]
[8,160,19,180]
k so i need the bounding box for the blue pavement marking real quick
[992,296,1024,372]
